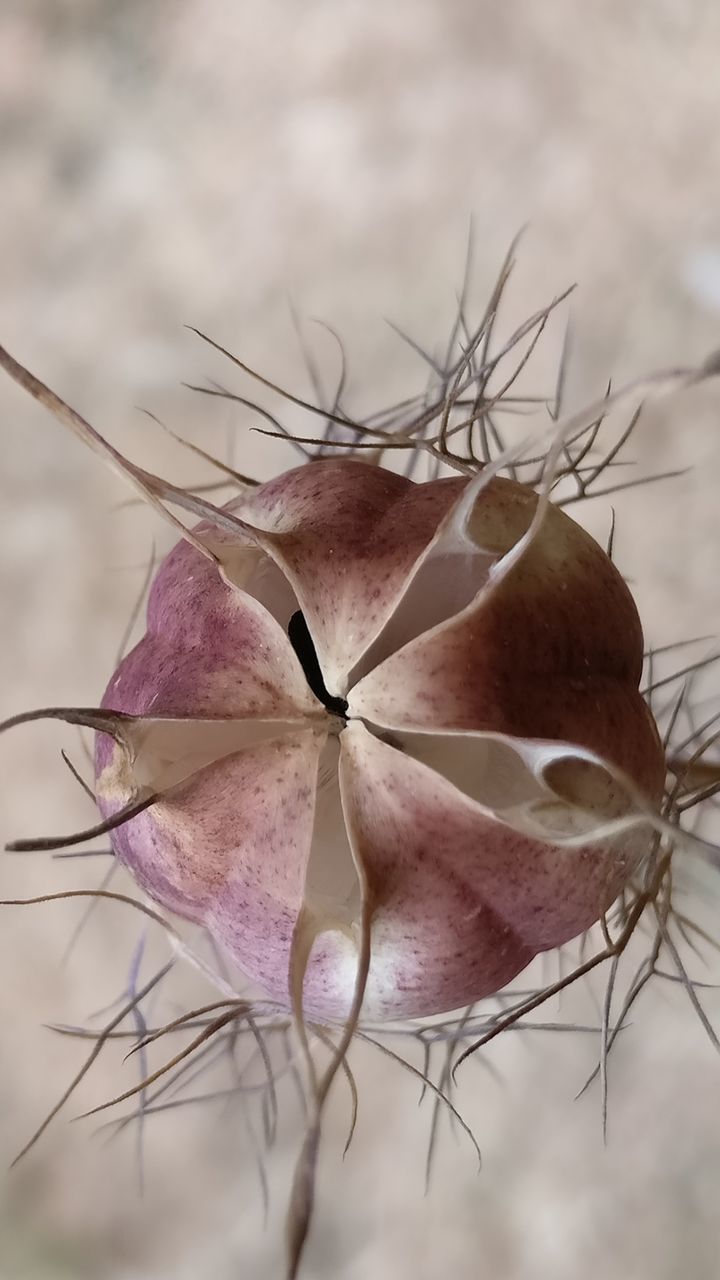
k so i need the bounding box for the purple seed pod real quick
[91,457,666,1024]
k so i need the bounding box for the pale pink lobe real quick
[337,722,650,1020]
[96,724,372,1020]
[100,524,319,726]
[94,518,334,1004]
[350,477,664,800]
[98,727,328,1005]
[338,722,543,1018]
[230,460,465,695]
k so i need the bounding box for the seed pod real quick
[93,457,664,1021]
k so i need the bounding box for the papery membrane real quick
[391,727,654,847]
[229,460,466,695]
[105,532,321,720]
[347,481,661,788]
[347,464,508,684]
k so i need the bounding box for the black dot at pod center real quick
[287,610,348,718]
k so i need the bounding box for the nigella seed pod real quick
[93,457,664,1021]
[2,311,716,1280]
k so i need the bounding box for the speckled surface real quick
[92,459,656,1026]
[1,3,720,1278]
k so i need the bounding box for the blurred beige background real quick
[1,2,720,1277]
